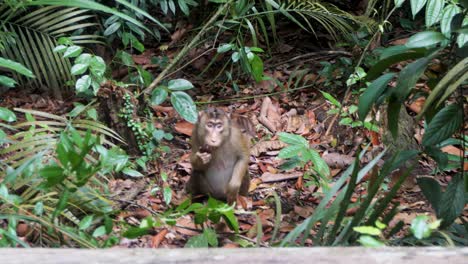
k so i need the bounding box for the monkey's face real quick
[204,119,225,148]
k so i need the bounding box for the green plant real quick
[278,132,330,187]
[217,44,265,84]
[280,148,418,246]
[0,113,133,247]
[150,78,198,123]
[54,39,107,97]
[322,91,379,132]
[123,197,239,243]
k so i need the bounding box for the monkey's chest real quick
[204,157,235,197]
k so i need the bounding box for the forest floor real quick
[1,30,462,248]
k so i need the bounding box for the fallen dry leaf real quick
[294,205,314,218]
[174,121,194,136]
[151,229,168,248]
[261,172,302,183]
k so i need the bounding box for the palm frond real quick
[0,5,102,98]
[0,108,126,169]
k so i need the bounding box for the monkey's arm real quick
[226,152,249,204]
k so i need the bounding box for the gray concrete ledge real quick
[1,247,467,264]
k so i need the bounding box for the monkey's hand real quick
[196,151,212,165]
[226,184,240,205]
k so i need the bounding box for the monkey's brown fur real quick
[187,108,250,204]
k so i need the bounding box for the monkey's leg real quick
[186,171,203,195]
[239,173,250,196]
[226,157,249,204]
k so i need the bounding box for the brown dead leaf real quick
[258,97,281,132]
[294,205,314,218]
[250,140,287,156]
[441,145,463,156]
[151,229,168,248]
[261,172,302,183]
[258,209,275,227]
[295,176,303,189]
[408,97,425,114]
[174,121,194,136]
[223,243,240,248]
[132,50,153,65]
[390,38,408,45]
[322,152,354,169]
[249,178,262,192]
[175,216,199,236]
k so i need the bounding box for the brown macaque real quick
[187,108,250,204]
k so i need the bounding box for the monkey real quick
[186,108,250,204]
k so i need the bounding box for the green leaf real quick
[204,228,218,247]
[231,52,240,62]
[405,31,446,48]
[309,149,330,177]
[422,104,463,146]
[250,54,264,82]
[440,4,461,37]
[0,129,7,143]
[69,103,86,117]
[358,73,395,121]
[89,56,106,77]
[387,98,401,139]
[425,0,444,27]
[178,0,190,15]
[411,0,427,18]
[278,132,309,148]
[278,145,304,159]
[375,220,387,230]
[170,91,197,123]
[0,107,16,122]
[104,22,122,36]
[79,215,94,230]
[39,165,65,187]
[34,201,44,216]
[217,43,234,53]
[321,91,341,107]
[167,79,194,91]
[120,51,134,66]
[53,45,67,53]
[393,56,431,101]
[75,53,93,65]
[456,17,468,47]
[439,173,465,228]
[122,168,144,177]
[394,0,406,8]
[358,235,385,247]
[353,226,382,236]
[64,46,83,58]
[0,75,16,87]
[92,225,107,237]
[52,188,70,220]
[75,75,92,93]
[123,227,151,238]
[417,177,442,214]
[366,46,426,81]
[0,57,35,78]
[339,117,353,125]
[163,186,172,205]
[185,234,208,248]
[410,215,431,239]
[71,63,89,75]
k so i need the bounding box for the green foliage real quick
[417,173,466,228]
[359,0,467,168]
[185,228,218,248]
[149,78,197,123]
[278,132,330,187]
[280,149,418,246]
[54,40,107,97]
[322,91,378,132]
[0,108,131,247]
[122,197,239,243]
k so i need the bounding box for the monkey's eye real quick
[207,123,213,128]
[216,124,223,130]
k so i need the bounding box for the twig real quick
[270,50,352,68]
[138,0,235,97]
